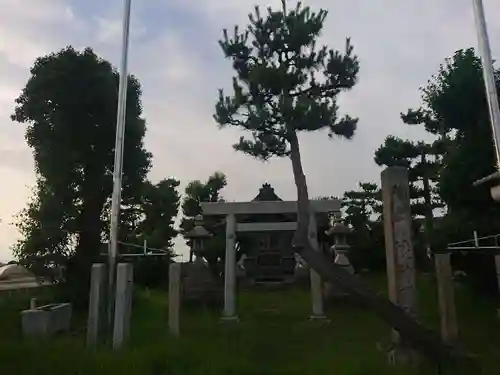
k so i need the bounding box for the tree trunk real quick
[287,130,474,368]
[288,130,311,245]
[66,173,107,309]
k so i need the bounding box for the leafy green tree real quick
[342,182,381,228]
[139,178,180,252]
[375,136,443,267]
[213,1,461,363]
[180,172,227,235]
[405,48,500,293]
[12,179,71,280]
[180,172,227,276]
[11,47,151,302]
[341,183,384,271]
[127,178,180,289]
[402,48,499,217]
[375,137,443,214]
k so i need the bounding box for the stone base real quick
[309,314,329,322]
[387,344,420,367]
[324,282,348,298]
[220,315,239,323]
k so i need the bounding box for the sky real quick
[0,0,499,262]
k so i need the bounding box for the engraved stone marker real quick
[381,167,418,364]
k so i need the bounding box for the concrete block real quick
[21,303,72,337]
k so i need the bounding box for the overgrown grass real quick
[0,274,498,374]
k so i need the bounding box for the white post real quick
[309,212,325,319]
[472,0,500,169]
[108,0,132,330]
[112,263,134,349]
[222,213,238,321]
[87,263,107,347]
[168,263,181,336]
[434,253,458,343]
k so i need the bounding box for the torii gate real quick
[201,199,341,320]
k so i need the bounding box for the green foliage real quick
[430,49,499,217]
[11,47,152,302]
[374,137,443,215]
[180,172,227,237]
[139,178,180,252]
[391,47,500,290]
[374,135,443,268]
[423,48,500,292]
[12,179,73,279]
[402,48,500,217]
[214,0,360,161]
[180,172,227,225]
[341,182,385,271]
[420,49,494,135]
[129,178,181,289]
[342,182,381,226]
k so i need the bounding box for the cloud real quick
[0,0,78,68]
[0,0,499,261]
[94,16,146,45]
[0,0,93,261]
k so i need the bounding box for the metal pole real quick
[108,0,132,330]
[472,0,500,169]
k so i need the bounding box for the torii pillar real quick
[222,213,238,321]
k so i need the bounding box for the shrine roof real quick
[251,183,282,202]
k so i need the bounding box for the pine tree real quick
[213,0,469,366]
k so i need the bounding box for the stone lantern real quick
[186,214,213,263]
[324,220,354,299]
[326,220,354,274]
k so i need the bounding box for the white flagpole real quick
[472,0,500,169]
[108,0,132,330]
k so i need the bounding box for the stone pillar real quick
[492,237,500,293]
[495,255,500,293]
[434,253,458,343]
[309,212,325,319]
[222,213,238,321]
[112,263,134,349]
[169,263,181,336]
[381,167,418,363]
[87,263,106,347]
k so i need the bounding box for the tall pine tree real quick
[213,0,466,365]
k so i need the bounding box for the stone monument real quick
[381,166,418,365]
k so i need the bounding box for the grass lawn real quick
[0,274,499,375]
